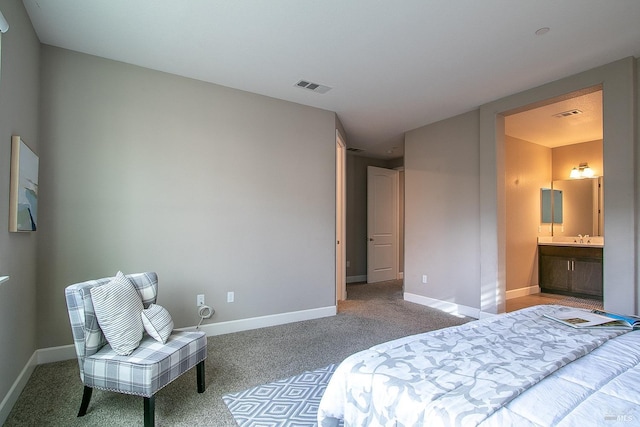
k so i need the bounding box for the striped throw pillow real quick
[141,304,174,343]
[90,271,144,355]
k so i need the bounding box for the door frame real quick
[479,58,635,316]
[335,130,347,302]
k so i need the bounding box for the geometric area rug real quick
[222,364,343,427]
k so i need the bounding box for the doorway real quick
[367,166,399,283]
[478,58,635,316]
[503,88,603,307]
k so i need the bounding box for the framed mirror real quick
[548,177,603,236]
[541,188,562,224]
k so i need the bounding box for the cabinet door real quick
[540,256,571,292]
[571,258,603,297]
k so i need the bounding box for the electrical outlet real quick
[227,291,235,303]
[422,275,428,284]
[197,294,205,306]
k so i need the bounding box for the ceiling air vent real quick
[552,109,583,118]
[294,80,332,94]
[346,147,365,153]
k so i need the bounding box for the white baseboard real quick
[506,285,540,300]
[178,305,337,336]
[0,352,37,426]
[404,292,482,319]
[347,274,404,283]
[37,344,77,364]
[347,275,366,284]
[32,306,338,364]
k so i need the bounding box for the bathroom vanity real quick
[538,238,603,298]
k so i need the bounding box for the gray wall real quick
[405,58,637,316]
[0,0,40,410]
[405,111,481,310]
[637,57,640,314]
[36,46,337,348]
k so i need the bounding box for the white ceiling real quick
[21,0,640,158]
[505,90,602,148]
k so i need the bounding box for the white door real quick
[335,131,347,301]
[367,166,398,283]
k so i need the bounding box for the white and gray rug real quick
[223,364,342,427]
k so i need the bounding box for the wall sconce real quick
[0,10,9,33]
[569,162,594,179]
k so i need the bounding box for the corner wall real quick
[0,0,40,419]
[36,46,337,348]
[404,110,481,315]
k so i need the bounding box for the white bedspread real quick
[318,305,638,427]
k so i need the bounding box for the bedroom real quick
[0,0,639,425]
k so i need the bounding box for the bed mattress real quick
[318,305,640,427]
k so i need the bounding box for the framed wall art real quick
[9,135,39,232]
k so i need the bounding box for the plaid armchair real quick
[65,272,207,427]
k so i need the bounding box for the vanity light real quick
[569,162,594,179]
[569,168,580,179]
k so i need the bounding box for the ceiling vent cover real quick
[294,80,332,94]
[346,147,365,153]
[553,109,583,118]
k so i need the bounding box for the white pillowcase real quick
[90,271,144,355]
[141,304,174,343]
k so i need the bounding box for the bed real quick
[318,305,640,427]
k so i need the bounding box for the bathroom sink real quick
[537,236,604,248]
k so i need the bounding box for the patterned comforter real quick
[318,305,640,427]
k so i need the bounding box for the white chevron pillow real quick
[90,271,144,355]
[141,304,174,343]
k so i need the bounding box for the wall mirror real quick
[540,188,562,224]
[549,177,603,236]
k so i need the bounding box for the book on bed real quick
[544,308,639,330]
[591,309,640,329]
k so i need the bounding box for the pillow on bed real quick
[141,304,174,343]
[90,271,145,355]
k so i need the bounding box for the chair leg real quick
[197,360,206,393]
[144,396,155,427]
[77,386,93,417]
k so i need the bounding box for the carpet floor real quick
[4,280,471,426]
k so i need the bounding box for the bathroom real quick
[503,88,603,310]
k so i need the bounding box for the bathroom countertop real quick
[537,236,604,248]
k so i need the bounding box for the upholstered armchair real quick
[65,272,207,427]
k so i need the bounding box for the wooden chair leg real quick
[197,360,206,393]
[77,386,93,417]
[144,396,155,427]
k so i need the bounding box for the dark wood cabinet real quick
[539,245,603,298]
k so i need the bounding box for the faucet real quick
[576,234,590,244]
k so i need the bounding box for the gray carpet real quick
[4,280,470,426]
